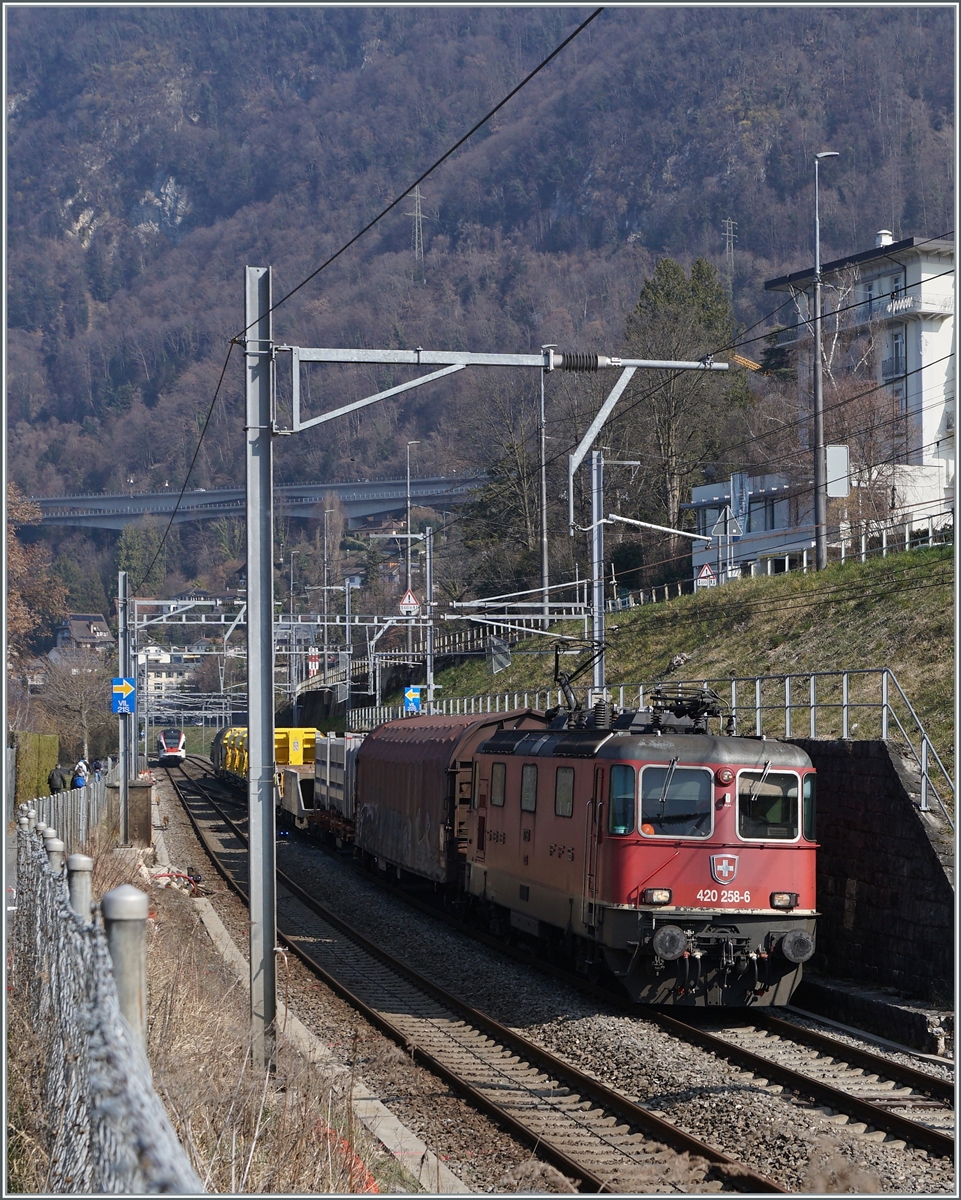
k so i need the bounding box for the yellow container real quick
[275,727,319,766]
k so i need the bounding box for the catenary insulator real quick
[555,353,620,372]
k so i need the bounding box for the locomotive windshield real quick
[639,765,713,837]
[738,771,799,840]
[160,729,182,742]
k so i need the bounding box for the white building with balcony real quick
[683,234,953,585]
[764,232,954,520]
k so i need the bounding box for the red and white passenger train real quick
[257,685,817,1007]
[157,727,187,765]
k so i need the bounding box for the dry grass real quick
[434,547,954,774]
[7,838,402,1195]
[5,997,50,1193]
[144,884,396,1193]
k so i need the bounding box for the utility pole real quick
[117,570,131,844]
[344,579,353,718]
[405,440,419,658]
[425,526,435,710]
[540,347,556,628]
[590,451,605,702]
[722,217,737,299]
[813,151,838,571]
[406,184,425,282]
[244,265,276,1074]
[322,508,335,685]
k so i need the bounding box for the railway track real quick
[655,1012,954,1159]
[168,759,954,1178]
[166,761,784,1193]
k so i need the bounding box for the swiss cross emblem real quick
[710,855,739,884]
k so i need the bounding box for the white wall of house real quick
[687,234,956,583]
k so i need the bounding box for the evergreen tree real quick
[116,520,166,594]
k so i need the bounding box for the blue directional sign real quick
[403,686,421,715]
[112,677,137,714]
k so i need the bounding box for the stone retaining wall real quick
[790,739,954,1005]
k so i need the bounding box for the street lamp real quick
[813,150,839,570]
[405,441,421,594]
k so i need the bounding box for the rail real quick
[348,668,951,827]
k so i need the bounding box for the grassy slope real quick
[433,547,954,766]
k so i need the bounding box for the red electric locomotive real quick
[351,686,816,1007]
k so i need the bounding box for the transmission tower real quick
[406,184,425,283]
[722,217,737,300]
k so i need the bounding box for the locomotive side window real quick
[802,774,816,841]
[639,766,712,837]
[737,771,799,840]
[490,762,506,807]
[554,766,574,817]
[520,763,537,812]
[608,765,636,834]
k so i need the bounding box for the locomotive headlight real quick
[770,892,799,909]
[715,767,735,786]
[641,888,673,905]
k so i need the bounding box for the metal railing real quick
[11,820,203,1193]
[348,669,951,827]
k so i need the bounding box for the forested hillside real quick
[8,5,953,508]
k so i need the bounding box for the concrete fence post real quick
[102,884,149,1050]
[18,816,29,833]
[46,838,66,874]
[27,808,36,831]
[67,854,95,919]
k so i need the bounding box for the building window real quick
[697,506,720,537]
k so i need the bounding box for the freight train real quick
[157,727,187,764]
[211,688,817,1006]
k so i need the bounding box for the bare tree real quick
[37,650,115,762]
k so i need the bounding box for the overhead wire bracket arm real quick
[608,513,712,542]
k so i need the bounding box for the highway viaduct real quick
[31,475,485,531]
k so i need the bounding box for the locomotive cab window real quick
[555,766,574,817]
[802,774,816,841]
[738,770,799,840]
[520,763,537,812]
[608,765,636,834]
[490,762,506,807]
[640,765,712,837]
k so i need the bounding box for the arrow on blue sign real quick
[112,677,137,714]
[403,686,421,713]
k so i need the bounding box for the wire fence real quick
[11,822,203,1194]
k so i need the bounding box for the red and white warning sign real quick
[696,563,717,589]
[399,588,420,616]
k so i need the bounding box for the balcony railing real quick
[881,355,906,378]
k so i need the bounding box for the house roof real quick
[59,613,115,645]
[764,236,955,292]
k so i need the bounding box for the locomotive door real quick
[474,761,486,863]
[581,766,604,927]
